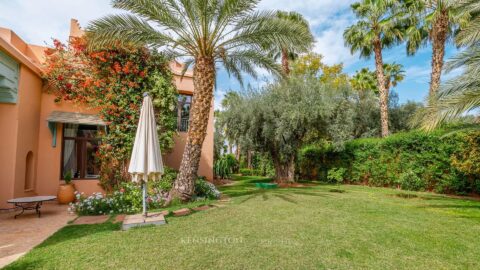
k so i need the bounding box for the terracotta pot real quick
[57,183,76,204]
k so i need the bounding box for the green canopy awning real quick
[47,111,106,147]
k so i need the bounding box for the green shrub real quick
[238,168,265,176]
[251,153,275,177]
[214,154,238,179]
[299,128,480,195]
[151,167,178,192]
[239,168,253,176]
[398,171,425,191]
[327,168,347,183]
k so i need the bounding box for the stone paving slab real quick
[192,205,211,211]
[159,210,170,216]
[173,208,191,216]
[72,215,109,225]
[114,214,126,224]
[122,212,166,230]
[0,203,74,268]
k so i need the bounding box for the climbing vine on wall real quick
[42,37,177,189]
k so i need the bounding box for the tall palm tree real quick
[269,11,314,76]
[86,0,311,201]
[416,0,480,131]
[344,0,404,137]
[403,0,470,96]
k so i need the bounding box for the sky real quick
[0,0,461,110]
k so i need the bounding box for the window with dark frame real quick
[177,94,192,132]
[61,124,102,180]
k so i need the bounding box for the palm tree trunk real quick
[281,48,290,76]
[170,57,215,202]
[373,38,389,137]
[429,10,449,96]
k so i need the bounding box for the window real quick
[177,94,192,132]
[62,124,101,180]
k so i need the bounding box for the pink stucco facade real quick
[0,20,214,208]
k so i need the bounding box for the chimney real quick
[69,19,84,39]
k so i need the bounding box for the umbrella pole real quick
[142,181,147,217]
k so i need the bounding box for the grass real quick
[5,175,480,269]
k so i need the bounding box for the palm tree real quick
[269,11,314,76]
[416,0,480,131]
[403,0,470,96]
[351,68,378,96]
[351,63,404,100]
[86,0,311,201]
[344,0,404,137]
[383,62,405,101]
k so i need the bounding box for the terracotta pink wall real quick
[35,94,105,197]
[0,56,42,207]
[0,93,18,208]
[13,66,42,198]
[164,64,214,180]
[164,105,215,180]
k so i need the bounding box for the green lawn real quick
[5,176,480,269]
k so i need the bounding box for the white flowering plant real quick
[194,177,221,199]
[69,182,167,215]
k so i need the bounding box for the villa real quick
[0,19,214,208]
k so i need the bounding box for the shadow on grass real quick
[273,194,298,204]
[4,259,42,270]
[231,186,332,206]
[4,222,121,270]
[419,204,480,210]
[44,221,120,245]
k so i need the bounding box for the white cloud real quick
[0,0,118,45]
[313,18,358,66]
[258,0,357,66]
[0,0,358,67]
[404,65,431,84]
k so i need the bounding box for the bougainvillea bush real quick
[43,37,177,189]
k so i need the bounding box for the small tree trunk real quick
[373,38,389,137]
[281,47,290,76]
[169,57,215,202]
[247,150,252,169]
[429,10,449,97]
[273,154,295,183]
[235,144,241,161]
[228,143,233,154]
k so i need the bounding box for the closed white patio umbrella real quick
[128,93,164,216]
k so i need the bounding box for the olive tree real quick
[221,76,356,182]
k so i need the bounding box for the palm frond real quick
[86,14,175,50]
[87,0,311,87]
[222,49,281,86]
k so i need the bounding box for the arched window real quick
[24,151,34,190]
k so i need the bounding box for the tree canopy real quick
[219,76,358,182]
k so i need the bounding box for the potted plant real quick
[57,171,76,204]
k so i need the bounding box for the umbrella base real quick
[122,212,166,230]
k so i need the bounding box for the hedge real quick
[298,129,480,195]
